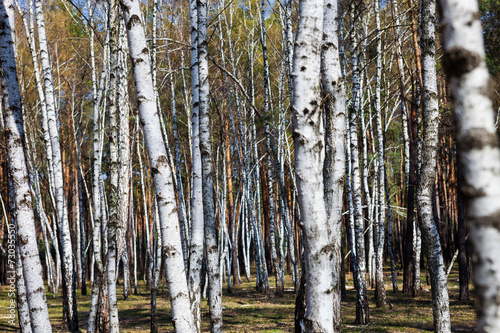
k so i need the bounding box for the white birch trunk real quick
[16,245,32,333]
[118,0,195,330]
[0,1,52,330]
[107,0,120,330]
[349,6,369,321]
[439,0,499,331]
[260,0,281,297]
[34,0,76,326]
[188,0,204,328]
[418,2,451,332]
[374,0,387,308]
[198,0,223,328]
[291,0,334,330]
[321,0,346,329]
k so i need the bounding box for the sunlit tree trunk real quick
[198,0,223,328]
[439,0,500,331]
[321,0,346,329]
[374,0,387,308]
[87,0,109,329]
[106,0,120,330]
[188,0,204,328]
[349,2,369,322]
[417,1,451,332]
[119,0,195,330]
[0,1,52,330]
[34,0,76,327]
[291,0,335,330]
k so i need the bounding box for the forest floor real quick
[0,267,476,332]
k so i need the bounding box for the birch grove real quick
[3,0,500,331]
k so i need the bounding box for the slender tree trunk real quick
[119,0,195,330]
[456,160,469,301]
[188,0,204,328]
[321,0,346,329]
[16,244,32,333]
[106,0,120,330]
[197,0,223,328]
[439,0,500,330]
[151,202,162,333]
[374,0,387,308]
[34,0,76,327]
[403,87,418,296]
[259,0,281,297]
[0,1,52,330]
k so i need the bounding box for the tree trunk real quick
[417,1,451,331]
[0,1,52,330]
[292,0,335,330]
[349,3,370,322]
[197,0,223,328]
[456,160,469,301]
[321,0,346,330]
[188,0,204,328]
[374,0,387,308]
[119,0,196,330]
[439,0,500,330]
[34,0,76,327]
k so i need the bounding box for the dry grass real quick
[0,267,476,332]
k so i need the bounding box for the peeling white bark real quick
[34,0,75,326]
[291,0,334,330]
[418,2,451,332]
[0,1,52,330]
[321,0,345,330]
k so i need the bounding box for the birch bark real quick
[188,0,204,327]
[374,0,387,308]
[119,0,195,330]
[107,0,120,329]
[321,0,346,329]
[260,0,281,297]
[198,0,223,328]
[34,0,76,327]
[439,0,500,331]
[0,0,52,330]
[417,2,451,332]
[291,0,334,330]
[349,4,369,321]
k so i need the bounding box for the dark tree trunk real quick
[456,158,469,301]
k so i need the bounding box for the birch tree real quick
[416,1,451,332]
[291,0,335,330]
[119,0,195,330]
[374,0,387,308]
[349,1,369,322]
[33,0,77,328]
[260,0,281,297]
[106,0,120,329]
[188,0,205,328]
[0,0,52,330]
[198,0,223,327]
[321,0,346,329]
[439,0,500,331]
